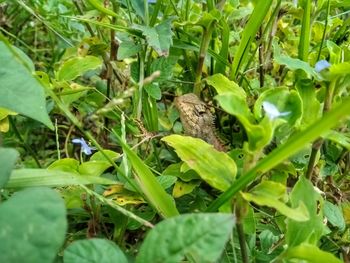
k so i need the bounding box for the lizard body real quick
[174,93,226,151]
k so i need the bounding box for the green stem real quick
[9,116,41,168]
[316,0,330,61]
[236,222,249,263]
[298,0,311,61]
[305,79,336,179]
[194,24,215,95]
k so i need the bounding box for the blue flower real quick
[262,101,290,120]
[315,60,331,72]
[148,0,157,3]
[72,138,94,155]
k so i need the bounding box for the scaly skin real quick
[174,93,226,151]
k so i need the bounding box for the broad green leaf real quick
[273,40,321,80]
[0,188,67,262]
[0,41,53,129]
[64,238,127,263]
[254,87,302,126]
[48,158,80,173]
[57,56,102,81]
[205,73,246,97]
[0,148,19,188]
[136,213,235,263]
[324,201,345,230]
[241,181,309,221]
[78,161,112,176]
[280,243,343,263]
[296,79,321,126]
[133,18,173,56]
[117,135,179,218]
[172,180,201,198]
[330,62,350,76]
[90,150,120,161]
[207,95,350,212]
[6,169,117,188]
[156,175,177,190]
[117,41,142,60]
[216,93,273,151]
[163,163,200,182]
[162,135,236,191]
[286,176,325,247]
[145,83,161,100]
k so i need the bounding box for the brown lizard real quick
[174,93,226,151]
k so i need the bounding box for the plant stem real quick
[9,117,41,168]
[306,79,336,179]
[194,24,215,95]
[316,0,330,61]
[236,222,249,263]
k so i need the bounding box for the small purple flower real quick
[315,60,331,72]
[72,138,94,155]
[263,101,290,120]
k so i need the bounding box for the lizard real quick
[174,93,226,152]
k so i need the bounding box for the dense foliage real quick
[1,0,350,262]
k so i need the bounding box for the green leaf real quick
[136,213,235,263]
[241,181,309,221]
[205,73,246,97]
[6,169,117,188]
[230,0,273,78]
[86,0,118,17]
[324,200,345,230]
[116,135,179,218]
[273,40,321,79]
[78,161,112,176]
[216,93,272,151]
[0,148,18,188]
[207,95,350,212]
[286,176,325,247]
[0,41,53,129]
[162,135,236,191]
[296,79,321,127]
[144,83,162,100]
[254,87,303,126]
[57,56,102,81]
[172,180,201,198]
[47,158,80,173]
[280,243,343,263]
[0,188,67,262]
[90,150,120,161]
[64,238,128,263]
[117,41,142,60]
[133,18,174,56]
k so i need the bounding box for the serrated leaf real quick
[241,181,309,221]
[57,55,102,81]
[0,41,53,129]
[64,238,127,263]
[162,135,236,191]
[0,188,67,262]
[136,213,235,263]
[133,18,174,56]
